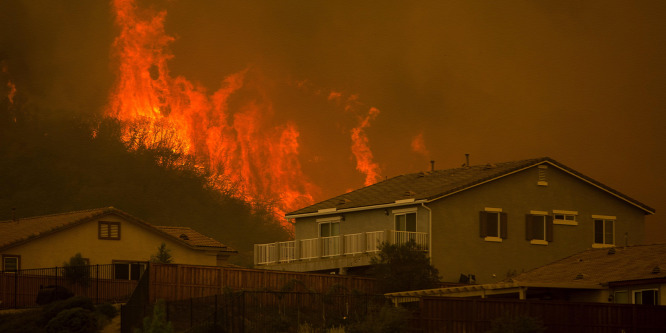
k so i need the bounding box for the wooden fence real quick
[416,297,666,332]
[148,264,376,302]
[0,265,138,309]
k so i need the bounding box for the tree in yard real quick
[369,240,440,293]
[63,253,90,286]
[150,243,173,263]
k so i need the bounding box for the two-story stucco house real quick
[254,157,654,284]
[0,207,237,276]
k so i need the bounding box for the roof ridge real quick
[0,206,115,223]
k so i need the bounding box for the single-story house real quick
[0,207,237,277]
[386,243,666,305]
[255,157,654,284]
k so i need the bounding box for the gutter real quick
[286,199,428,219]
[421,202,433,262]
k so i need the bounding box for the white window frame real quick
[553,210,578,226]
[633,288,659,305]
[484,207,503,242]
[317,216,341,238]
[113,261,147,280]
[393,208,417,232]
[614,290,629,304]
[529,210,548,245]
[2,255,20,272]
[592,215,615,248]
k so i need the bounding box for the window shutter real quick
[479,211,487,238]
[525,214,534,240]
[500,212,508,239]
[546,215,554,242]
[100,223,109,238]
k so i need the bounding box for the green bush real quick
[45,307,97,333]
[95,302,118,319]
[63,253,91,286]
[0,309,44,333]
[40,296,94,325]
[347,304,409,333]
[135,299,174,333]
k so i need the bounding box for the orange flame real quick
[105,0,316,221]
[351,107,382,186]
[1,62,15,104]
[411,132,429,157]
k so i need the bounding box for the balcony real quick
[254,230,428,267]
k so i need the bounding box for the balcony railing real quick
[255,230,429,266]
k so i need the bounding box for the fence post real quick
[190,296,193,329]
[214,294,218,328]
[14,268,18,309]
[96,264,99,304]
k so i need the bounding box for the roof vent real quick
[607,247,616,255]
[483,163,495,169]
[574,273,585,280]
[417,172,427,178]
[337,198,351,205]
[403,190,416,197]
[652,266,661,274]
[179,234,189,240]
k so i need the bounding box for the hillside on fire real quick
[0,106,289,267]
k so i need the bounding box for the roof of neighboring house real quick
[0,207,236,253]
[385,244,666,299]
[287,157,654,217]
[512,243,666,286]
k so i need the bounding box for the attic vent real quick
[179,234,189,240]
[652,266,661,274]
[483,163,495,169]
[337,198,351,205]
[574,273,585,280]
[607,247,616,255]
[417,172,426,178]
[538,165,548,186]
[403,190,416,197]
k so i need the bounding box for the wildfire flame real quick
[106,0,317,221]
[351,107,382,186]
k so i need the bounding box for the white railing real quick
[300,238,319,259]
[344,233,364,255]
[392,231,429,250]
[365,231,386,252]
[321,236,341,257]
[278,241,296,262]
[255,243,277,264]
[254,230,428,265]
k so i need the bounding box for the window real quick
[99,221,120,240]
[593,215,615,247]
[113,261,146,280]
[537,165,548,186]
[2,255,20,272]
[526,212,553,245]
[319,221,340,237]
[553,210,578,226]
[395,212,416,232]
[633,289,658,305]
[614,290,629,304]
[480,209,507,242]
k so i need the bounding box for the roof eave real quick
[286,199,428,219]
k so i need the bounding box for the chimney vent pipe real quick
[430,160,435,171]
[465,154,470,167]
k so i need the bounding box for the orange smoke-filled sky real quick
[1,1,665,241]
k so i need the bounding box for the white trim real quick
[592,243,615,249]
[395,198,415,204]
[317,208,336,213]
[537,181,548,186]
[538,165,548,169]
[484,207,502,212]
[316,216,342,223]
[554,220,578,226]
[553,210,578,215]
[484,236,503,243]
[529,210,548,215]
[286,199,427,219]
[392,207,417,215]
[530,239,548,246]
[592,215,616,220]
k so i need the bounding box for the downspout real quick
[421,202,433,263]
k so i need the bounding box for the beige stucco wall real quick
[429,165,647,284]
[1,214,219,269]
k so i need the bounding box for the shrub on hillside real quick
[45,307,97,333]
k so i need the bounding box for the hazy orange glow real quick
[106,0,319,221]
[411,133,429,158]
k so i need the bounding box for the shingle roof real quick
[0,207,235,253]
[513,244,666,286]
[287,157,654,217]
[155,226,229,249]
